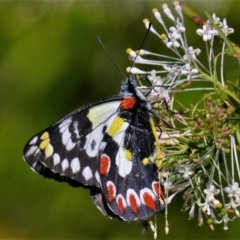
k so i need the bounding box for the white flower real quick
[189,202,195,218]
[183,47,201,61]
[224,182,240,198]
[198,207,204,225]
[212,13,222,27]
[221,18,234,36]
[196,21,218,41]
[143,18,161,38]
[162,3,175,21]
[126,67,146,74]
[169,26,181,39]
[222,214,230,230]
[224,182,240,209]
[127,2,239,232]
[180,63,198,80]
[146,70,172,103]
[199,185,221,215]
[163,64,179,74]
[167,34,180,48]
[148,70,163,85]
[169,20,185,40]
[177,164,194,179]
[204,185,220,196]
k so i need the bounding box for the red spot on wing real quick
[152,182,165,200]
[107,182,115,202]
[117,196,125,213]
[99,154,110,175]
[129,194,138,213]
[120,97,136,110]
[143,192,156,210]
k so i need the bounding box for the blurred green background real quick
[1,0,240,239]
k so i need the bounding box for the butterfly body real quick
[23,75,165,221]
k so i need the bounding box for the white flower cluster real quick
[127,0,239,236]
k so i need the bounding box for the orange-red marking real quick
[99,154,110,175]
[143,192,156,210]
[152,182,165,199]
[129,194,138,213]
[107,183,115,202]
[117,197,125,213]
[120,97,136,110]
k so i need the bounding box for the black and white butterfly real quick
[23,75,165,221]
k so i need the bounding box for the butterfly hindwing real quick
[90,187,121,219]
[98,97,164,221]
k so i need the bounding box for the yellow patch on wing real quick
[87,101,120,128]
[142,158,149,165]
[124,149,132,161]
[39,131,54,157]
[39,138,50,150]
[45,144,54,157]
[40,131,49,140]
[135,172,140,177]
[107,116,125,137]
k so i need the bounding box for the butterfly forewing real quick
[23,98,123,188]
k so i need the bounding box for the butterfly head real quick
[120,75,151,111]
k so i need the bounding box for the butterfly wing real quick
[90,187,121,219]
[97,101,165,221]
[23,97,124,189]
[23,76,165,221]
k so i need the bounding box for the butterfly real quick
[23,75,165,221]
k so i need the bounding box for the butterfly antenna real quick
[96,36,126,79]
[129,22,152,70]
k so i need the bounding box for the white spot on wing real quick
[59,117,72,131]
[115,148,132,177]
[95,171,100,183]
[59,118,74,148]
[73,121,80,139]
[66,138,76,151]
[32,162,37,169]
[82,166,93,181]
[29,136,38,145]
[61,158,69,172]
[70,157,81,174]
[53,153,60,165]
[61,128,71,145]
[100,142,106,152]
[84,126,104,158]
[25,146,39,157]
[84,113,128,158]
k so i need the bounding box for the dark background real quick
[1,0,240,239]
